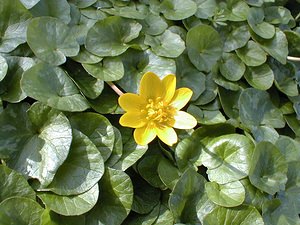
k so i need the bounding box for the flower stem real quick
[106,81,124,96]
[287,56,300,62]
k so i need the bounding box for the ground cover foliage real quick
[0,0,300,224]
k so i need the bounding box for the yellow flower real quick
[118,72,197,146]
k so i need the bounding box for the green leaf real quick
[47,129,104,195]
[160,0,197,20]
[251,125,279,144]
[194,0,217,19]
[71,47,103,64]
[123,204,160,225]
[206,181,245,207]
[203,205,264,225]
[236,40,266,66]
[105,127,123,167]
[21,63,90,112]
[139,13,168,36]
[30,0,71,24]
[19,0,40,9]
[85,16,142,57]
[38,184,99,216]
[238,88,284,128]
[219,53,245,81]
[40,209,85,225]
[218,87,241,119]
[113,137,148,171]
[247,7,275,39]
[254,29,288,65]
[0,56,35,103]
[68,0,97,8]
[27,17,79,66]
[0,0,31,53]
[285,30,300,56]
[186,24,222,72]
[188,105,226,125]
[275,136,300,163]
[83,57,124,81]
[0,103,33,159]
[158,158,180,190]
[249,141,288,195]
[117,49,176,94]
[86,168,133,225]
[175,53,206,101]
[0,197,44,225]
[7,102,72,187]
[144,29,185,58]
[201,134,255,184]
[268,59,298,97]
[169,168,206,224]
[265,6,294,25]
[153,204,174,225]
[66,61,104,99]
[69,112,115,162]
[0,55,8,81]
[244,64,274,90]
[222,24,250,52]
[0,165,36,202]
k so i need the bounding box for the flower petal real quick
[170,87,193,110]
[173,111,197,129]
[155,126,177,146]
[118,93,145,112]
[139,72,163,100]
[119,112,146,128]
[162,74,176,103]
[134,125,156,145]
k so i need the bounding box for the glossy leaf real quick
[160,0,197,20]
[244,64,274,90]
[236,40,266,67]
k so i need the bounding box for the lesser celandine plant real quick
[1,0,300,224]
[118,72,197,146]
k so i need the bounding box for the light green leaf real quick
[160,0,197,20]
[0,165,36,202]
[186,24,222,72]
[201,134,254,184]
[238,88,284,128]
[203,205,264,225]
[8,102,72,187]
[188,105,226,125]
[69,112,115,162]
[85,16,142,57]
[68,0,97,8]
[19,0,40,9]
[275,136,300,163]
[47,129,104,195]
[21,63,90,112]
[244,64,274,90]
[71,47,103,64]
[27,17,79,66]
[247,7,275,39]
[169,168,206,224]
[194,0,217,19]
[0,197,44,225]
[154,204,174,225]
[0,56,35,103]
[236,40,266,66]
[40,209,85,225]
[0,55,8,81]
[219,53,245,81]
[83,57,124,81]
[144,29,185,58]
[139,13,168,36]
[205,181,245,207]
[251,126,279,144]
[86,168,133,225]
[30,0,71,24]
[265,6,294,25]
[0,0,31,53]
[113,137,148,171]
[38,184,99,216]
[123,204,160,225]
[249,141,288,195]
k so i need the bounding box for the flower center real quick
[141,97,175,126]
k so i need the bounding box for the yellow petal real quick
[134,125,156,145]
[119,112,146,128]
[139,72,163,100]
[162,74,176,103]
[118,93,145,112]
[173,111,197,129]
[170,87,193,110]
[155,126,177,146]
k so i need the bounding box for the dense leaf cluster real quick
[0,0,300,224]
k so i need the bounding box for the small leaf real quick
[85,16,142,57]
[40,209,85,225]
[158,158,180,190]
[249,141,288,195]
[186,24,222,72]
[38,184,99,216]
[244,64,274,90]
[160,0,197,20]
[236,40,266,66]
[0,55,8,81]
[222,24,250,52]
[219,53,245,81]
[205,181,245,207]
[27,17,79,66]
[0,197,44,225]
[86,168,133,225]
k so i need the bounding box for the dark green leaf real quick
[219,53,245,81]
[244,64,274,90]
[236,40,266,66]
